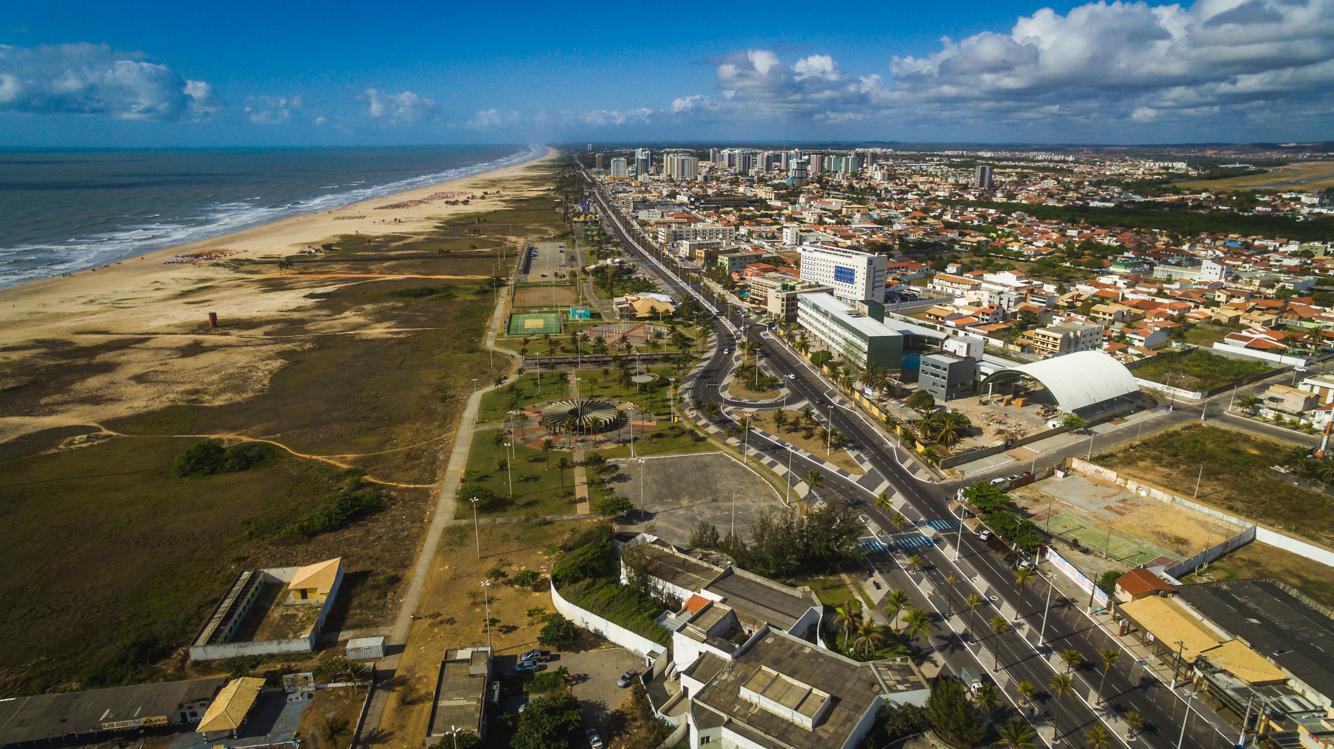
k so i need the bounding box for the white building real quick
[797,292,903,369]
[664,154,698,181]
[797,245,887,304]
[657,223,737,245]
[609,158,628,179]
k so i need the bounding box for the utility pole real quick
[481,580,492,649]
[469,497,481,559]
[1194,465,1203,498]
[731,487,738,537]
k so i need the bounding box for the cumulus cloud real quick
[467,108,521,129]
[0,42,218,120]
[245,94,301,125]
[364,88,437,124]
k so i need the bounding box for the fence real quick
[1165,525,1257,578]
[1046,547,1110,608]
[1267,466,1334,499]
[1067,458,1334,574]
[550,583,667,660]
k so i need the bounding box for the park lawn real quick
[579,366,681,416]
[462,428,578,519]
[595,422,713,460]
[748,409,865,476]
[0,435,426,696]
[1095,424,1334,546]
[728,377,781,400]
[791,576,862,607]
[1132,348,1269,392]
[477,372,572,423]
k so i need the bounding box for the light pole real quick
[731,487,738,537]
[504,443,513,496]
[471,378,480,423]
[469,496,481,559]
[668,377,676,424]
[1039,571,1055,647]
[481,580,492,649]
[954,501,965,561]
[449,727,458,749]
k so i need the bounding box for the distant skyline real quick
[2,0,1332,147]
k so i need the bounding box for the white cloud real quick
[0,43,219,120]
[245,94,301,125]
[364,88,437,124]
[467,108,521,129]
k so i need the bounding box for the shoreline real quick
[0,144,550,294]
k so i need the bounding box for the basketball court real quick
[508,311,562,336]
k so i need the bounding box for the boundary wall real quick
[551,583,667,661]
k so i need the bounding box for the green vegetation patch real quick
[459,429,576,519]
[170,439,278,477]
[557,577,669,645]
[1096,424,1334,545]
[1132,348,1270,392]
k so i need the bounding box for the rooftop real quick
[798,292,902,340]
[197,677,264,733]
[634,541,724,592]
[0,678,226,745]
[426,648,490,739]
[702,568,818,631]
[1117,568,1177,598]
[1177,580,1334,698]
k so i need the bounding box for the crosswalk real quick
[894,535,935,550]
[857,540,887,552]
[927,519,959,531]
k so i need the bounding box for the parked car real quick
[977,529,993,542]
[514,660,541,672]
[970,679,986,693]
[989,477,1009,487]
[520,649,550,662]
[617,669,639,687]
[1016,558,1033,571]
[586,729,604,749]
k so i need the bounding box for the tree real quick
[1096,570,1120,595]
[995,718,1037,749]
[943,574,959,618]
[965,594,984,635]
[689,520,722,549]
[1122,710,1145,739]
[1083,726,1112,749]
[537,614,581,650]
[925,678,985,748]
[988,615,1010,672]
[512,692,583,749]
[1096,648,1120,704]
[1061,413,1089,432]
[554,456,573,489]
[883,589,911,632]
[1016,680,1036,706]
[973,681,1000,717]
[317,717,351,749]
[1061,649,1083,673]
[902,607,934,644]
[852,616,887,656]
[906,390,935,414]
[804,468,824,499]
[1238,394,1262,416]
[773,410,788,432]
[832,602,861,650]
[1048,673,1074,743]
[875,491,893,512]
[541,438,555,469]
[593,494,633,517]
[1013,568,1036,589]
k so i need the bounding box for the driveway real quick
[559,647,645,736]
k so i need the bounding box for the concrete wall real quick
[551,583,666,660]
[1166,526,1257,578]
[1047,548,1110,608]
[189,566,341,662]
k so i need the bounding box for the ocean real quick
[0,143,544,289]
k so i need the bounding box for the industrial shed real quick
[979,351,1139,413]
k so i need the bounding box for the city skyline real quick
[1,0,1332,147]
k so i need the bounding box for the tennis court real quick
[514,283,578,308]
[1033,509,1180,568]
[508,311,562,336]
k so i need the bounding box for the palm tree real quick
[1237,394,1262,416]
[1122,710,1145,739]
[491,431,507,461]
[943,574,959,618]
[1016,680,1036,707]
[832,602,860,650]
[902,607,934,644]
[804,468,824,500]
[1084,726,1112,749]
[801,405,815,427]
[874,491,893,512]
[1013,568,1036,588]
[965,594,984,634]
[317,717,351,749]
[541,438,555,469]
[995,718,1037,749]
[554,456,573,489]
[883,589,911,632]
[1048,673,1074,742]
[773,410,789,432]
[852,617,886,656]
[1096,648,1120,704]
[973,681,1000,717]
[988,615,1010,672]
[908,554,925,574]
[891,511,909,531]
[341,660,372,700]
[1061,649,1083,673]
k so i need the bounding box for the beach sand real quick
[0,147,557,444]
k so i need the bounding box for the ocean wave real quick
[0,144,545,289]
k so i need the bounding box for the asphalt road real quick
[583,171,1243,749]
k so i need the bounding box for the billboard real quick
[834,265,856,285]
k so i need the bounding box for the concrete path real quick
[569,371,591,514]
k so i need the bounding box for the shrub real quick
[170,439,277,477]
[537,615,581,649]
[388,286,437,298]
[558,577,669,645]
[284,491,388,537]
[593,494,634,517]
[514,569,541,588]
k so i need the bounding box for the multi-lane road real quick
[582,171,1245,749]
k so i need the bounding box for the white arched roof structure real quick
[979,351,1139,412]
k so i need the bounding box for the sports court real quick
[508,311,562,336]
[513,283,578,308]
[1013,474,1243,569]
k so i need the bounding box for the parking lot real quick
[497,645,643,738]
[612,452,783,547]
[521,241,570,281]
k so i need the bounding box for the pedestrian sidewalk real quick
[569,371,590,514]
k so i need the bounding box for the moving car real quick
[787,373,796,379]
[977,529,992,541]
[586,729,604,749]
[617,669,639,687]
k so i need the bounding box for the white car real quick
[978,530,993,541]
[787,373,796,379]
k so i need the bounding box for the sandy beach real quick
[0,146,557,444]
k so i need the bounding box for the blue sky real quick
[2,0,1332,146]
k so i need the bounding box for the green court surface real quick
[508,311,562,336]
[1041,511,1181,568]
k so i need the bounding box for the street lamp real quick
[504,443,513,496]
[481,580,492,649]
[468,496,481,559]
[1038,569,1055,648]
[731,487,738,537]
[471,378,480,423]
[637,458,646,516]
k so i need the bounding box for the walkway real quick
[570,371,591,514]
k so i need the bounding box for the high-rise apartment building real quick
[757,152,774,173]
[809,154,824,174]
[635,149,652,181]
[664,154,698,181]
[779,152,789,170]
[798,245,888,304]
[594,153,604,170]
[788,160,808,186]
[734,151,753,175]
[709,148,721,164]
[609,157,628,178]
[974,165,993,189]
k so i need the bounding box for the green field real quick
[0,436,426,696]
[1041,511,1180,567]
[1132,348,1270,393]
[508,311,562,336]
[579,365,680,416]
[477,372,572,423]
[461,428,577,519]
